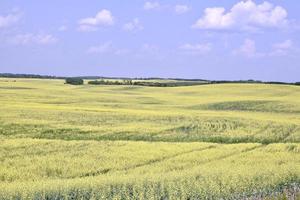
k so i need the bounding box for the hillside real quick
[0,78,299,199]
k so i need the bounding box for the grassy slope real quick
[0,78,300,199]
[1,78,300,143]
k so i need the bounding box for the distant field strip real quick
[0,114,299,143]
[0,78,299,199]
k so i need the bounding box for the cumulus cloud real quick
[144,2,190,13]
[233,39,294,58]
[192,0,288,31]
[123,18,143,32]
[0,12,21,29]
[78,9,114,32]
[234,39,258,57]
[77,25,98,32]
[175,5,190,14]
[179,43,212,54]
[10,33,58,45]
[233,39,267,58]
[270,40,293,56]
[144,2,160,10]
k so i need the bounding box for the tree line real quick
[0,73,299,86]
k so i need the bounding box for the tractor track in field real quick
[197,144,265,165]
[76,144,265,179]
[77,145,216,178]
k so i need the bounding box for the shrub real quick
[65,78,84,85]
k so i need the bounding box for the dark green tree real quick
[65,78,84,85]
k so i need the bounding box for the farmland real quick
[0,78,300,199]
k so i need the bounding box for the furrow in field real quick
[120,144,265,177]
[77,145,216,178]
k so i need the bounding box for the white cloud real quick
[192,0,288,31]
[77,25,98,32]
[144,2,190,13]
[78,9,114,32]
[273,40,292,50]
[144,2,160,10]
[233,39,265,57]
[175,5,190,14]
[179,43,212,54]
[10,33,58,45]
[237,39,256,57]
[270,40,293,56]
[233,39,294,58]
[123,18,143,32]
[87,42,129,55]
[0,12,21,29]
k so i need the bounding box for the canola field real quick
[0,78,299,199]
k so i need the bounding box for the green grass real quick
[0,78,299,199]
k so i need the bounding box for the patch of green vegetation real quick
[191,100,300,114]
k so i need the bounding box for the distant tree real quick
[295,82,300,86]
[123,79,133,85]
[88,79,108,85]
[65,78,84,85]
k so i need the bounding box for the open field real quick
[0,78,300,199]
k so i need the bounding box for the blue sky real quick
[0,0,299,81]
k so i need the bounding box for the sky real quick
[0,0,299,81]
